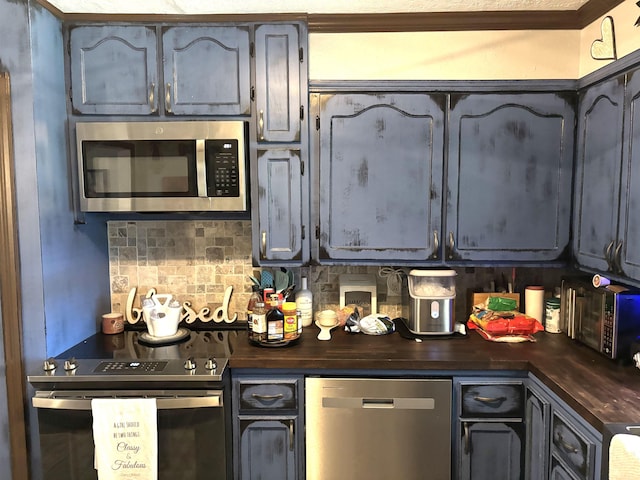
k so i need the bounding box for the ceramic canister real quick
[101,312,124,334]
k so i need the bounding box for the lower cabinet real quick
[459,421,525,479]
[455,378,526,480]
[525,385,551,480]
[232,374,304,480]
[527,375,602,480]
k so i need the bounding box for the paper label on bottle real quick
[252,313,266,334]
[267,319,284,341]
[297,298,313,326]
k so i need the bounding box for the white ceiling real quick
[43,0,593,15]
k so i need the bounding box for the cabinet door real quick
[550,456,581,480]
[254,24,301,142]
[255,149,304,263]
[447,93,575,262]
[162,26,250,116]
[573,76,625,272]
[551,412,596,480]
[238,417,298,480]
[459,421,525,480]
[618,70,640,278]
[69,25,158,115]
[525,387,551,480]
[314,93,445,262]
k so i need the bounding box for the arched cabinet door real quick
[312,92,445,263]
[447,92,575,263]
[573,75,625,273]
[69,25,158,115]
[161,26,250,116]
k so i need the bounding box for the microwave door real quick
[576,293,602,352]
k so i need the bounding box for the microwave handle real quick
[196,140,207,197]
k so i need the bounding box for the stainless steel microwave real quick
[76,121,248,212]
[560,277,640,361]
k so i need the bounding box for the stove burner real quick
[137,328,191,346]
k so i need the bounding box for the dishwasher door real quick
[306,377,452,480]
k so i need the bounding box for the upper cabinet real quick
[161,26,250,115]
[250,22,309,265]
[311,93,445,263]
[254,24,302,143]
[574,72,640,279]
[447,93,575,263]
[68,24,251,116]
[69,25,158,115]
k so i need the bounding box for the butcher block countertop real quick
[229,327,640,432]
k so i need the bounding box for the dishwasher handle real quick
[323,396,435,410]
[32,390,223,410]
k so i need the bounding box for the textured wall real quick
[109,220,573,325]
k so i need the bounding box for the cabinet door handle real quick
[447,231,455,259]
[261,231,267,258]
[463,422,470,454]
[431,230,439,259]
[251,393,284,401]
[614,241,623,274]
[289,419,295,451]
[258,109,265,140]
[605,240,614,271]
[165,83,172,113]
[473,395,507,405]
[557,433,579,454]
[149,83,157,112]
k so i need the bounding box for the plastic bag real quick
[486,296,518,312]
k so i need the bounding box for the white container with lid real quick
[407,270,457,334]
[408,269,457,299]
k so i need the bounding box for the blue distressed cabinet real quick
[574,70,640,279]
[455,378,526,480]
[256,149,304,262]
[251,23,309,265]
[310,92,446,263]
[253,24,302,143]
[69,25,158,115]
[68,24,251,116]
[447,93,575,262]
[528,375,602,480]
[573,75,625,273]
[525,383,552,480]
[161,26,250,115]
[232,375,304,480]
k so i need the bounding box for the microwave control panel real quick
[206,140,240,197]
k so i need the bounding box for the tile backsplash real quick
[108,220,574,324]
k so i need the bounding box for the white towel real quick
[609,433,640,480]
[92,398,158,480]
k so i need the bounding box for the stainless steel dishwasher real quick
[306,377,452,480]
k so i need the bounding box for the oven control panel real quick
[94,361,169,374]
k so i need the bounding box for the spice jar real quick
[282,302,299,340]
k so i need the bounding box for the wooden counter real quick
[229,327,640,431]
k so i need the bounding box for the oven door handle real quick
[32,391,223,411]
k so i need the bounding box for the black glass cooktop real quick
[56,329,241,362]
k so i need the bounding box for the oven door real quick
[33,389,230,480]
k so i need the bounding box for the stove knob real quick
[43,358,57,372]
[63,358,78,371]
[205,357,217,370]
[183,357,197,371]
